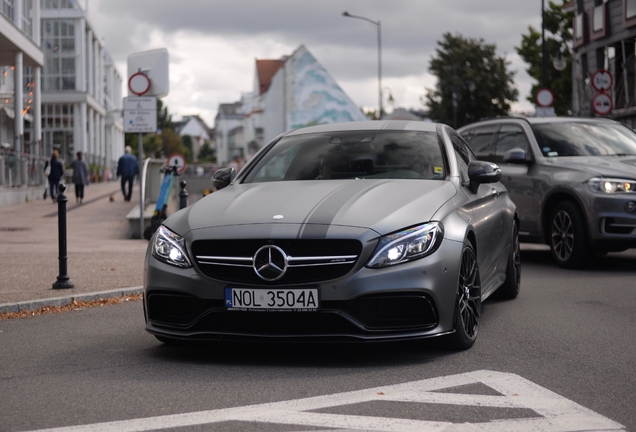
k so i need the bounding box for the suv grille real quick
[191,239,362,285]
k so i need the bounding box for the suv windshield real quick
[243,131,447,183]
[532,122,636,157]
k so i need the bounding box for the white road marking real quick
[27,370,625,432]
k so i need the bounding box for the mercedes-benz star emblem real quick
[253,245,288,281]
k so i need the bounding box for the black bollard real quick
[52,184,75,289]
[179,180,188,210]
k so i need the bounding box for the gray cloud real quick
[88,0,544,122]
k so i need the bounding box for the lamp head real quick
[342,11,351,17]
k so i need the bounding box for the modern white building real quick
[40,0,124,175]
[214,46,366,166]
[0,0,124,206]
[0,0,44,193]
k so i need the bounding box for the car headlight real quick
[586,177,636,193]
[152,226,192,268]
[366,222,444,268]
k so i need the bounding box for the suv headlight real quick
[586,177,636,193]
[366,222,444,268]
[152,226,192,268]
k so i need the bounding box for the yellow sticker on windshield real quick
[434,166,443,174]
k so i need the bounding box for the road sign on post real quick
[123,97,157,133]
[592,92,613,116]
[591,69,613,92]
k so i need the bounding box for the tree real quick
[423,33,518,128]
[198,141,215,162]
[516,1,573,116]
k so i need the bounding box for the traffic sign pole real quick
[139,133,143,240]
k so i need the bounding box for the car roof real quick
[284,120,440,136]
[459,116,619,130]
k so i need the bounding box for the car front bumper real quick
[143,237,465,342]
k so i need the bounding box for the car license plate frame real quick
[225,287,319,311]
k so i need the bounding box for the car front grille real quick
[191,239,362,285]
[147,291,438,335]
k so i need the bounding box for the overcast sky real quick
[86,0,545,127]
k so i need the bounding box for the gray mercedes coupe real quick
[143,121,520,350]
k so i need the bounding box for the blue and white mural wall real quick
[285,45,367,129]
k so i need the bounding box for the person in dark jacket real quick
[70,151,90,204]
[116,146,139,201]
[45,150,65,203]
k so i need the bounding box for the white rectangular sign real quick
[124,96,157,133]
[124,96,157,110]
[124,110,157,133]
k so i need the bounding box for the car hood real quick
[546,155,636,178]
[175,180,456,235]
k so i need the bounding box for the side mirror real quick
[211,167,236,190]
[467,160,502,193]
[503,148,530,164]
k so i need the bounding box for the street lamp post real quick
[342,11,382,119]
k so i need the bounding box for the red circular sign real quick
[591,69,613,92]
[592,92,613,116]
[535,88,554,107]
[128,72,151,96]
[168,153,187,174]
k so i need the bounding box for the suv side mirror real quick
[467,160,502,193]
[503,148,530,164]
[211,167,237,190]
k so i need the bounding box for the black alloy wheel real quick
[549,201,590,268]
[496,219,521,299]
[446,244,481,350]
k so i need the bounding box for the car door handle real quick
[491,188,499,197]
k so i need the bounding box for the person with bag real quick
[45,150,65,203]
[70,151,90,204]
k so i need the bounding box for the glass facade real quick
[41,19,75,91]
[41,0,77,9]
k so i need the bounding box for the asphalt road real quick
[1,247,635,432]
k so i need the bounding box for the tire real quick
[445,244,481,350]
[549,201,590,268]
[496,219,520,300]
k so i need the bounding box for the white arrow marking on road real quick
[26,370,625,432]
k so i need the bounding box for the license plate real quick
[225,288,319,311]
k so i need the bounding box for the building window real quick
[573,13,587,48]
[624,0,636,27]
[41,19,76,91]
[591,3,608,40]
[41,103,74,131]
[1,0,13,20]
[41,0,78,9]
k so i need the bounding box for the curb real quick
[0,286,143,314]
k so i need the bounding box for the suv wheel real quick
[549,201,590,268]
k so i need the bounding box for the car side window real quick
[494,124,531,163]
[450,133,472,183]
[468,124,498,161]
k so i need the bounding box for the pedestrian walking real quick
[44,150,65,203]
[70,151,90,204]
[116,146,139,202]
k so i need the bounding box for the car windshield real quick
[242,131,447,183]
[531,122,636,157]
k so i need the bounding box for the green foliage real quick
[424,32,519,128]
[198,141,215,162]
[516,1,573,115]
[142,133,163,159]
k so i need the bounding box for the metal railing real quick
[0,149,53,187]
